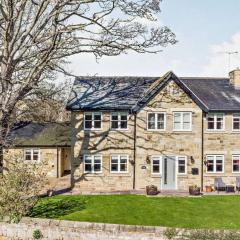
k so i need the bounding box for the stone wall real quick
[0,218,167,240]
[4,147,71,178]
[71,80,203,192]
[135,80,203,191]
[203,113,240,187]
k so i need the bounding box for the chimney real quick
[229,68,240,89]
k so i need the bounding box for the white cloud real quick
[202,32,240,77]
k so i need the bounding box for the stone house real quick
[4,122,71,178]
[66,68,240,193]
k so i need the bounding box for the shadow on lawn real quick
[29,198,86,219]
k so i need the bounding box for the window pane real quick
[233,121,240,130]
[121,114,127,121]
[94,156,101,172]
[233,156,240,172]
[94,120,101,129]
[148,121,155,129]
[152,165,160,173]
[157,114,164,122]
[157,122,164,129]
[183,122,190,130]
[174,113,181,122]
[33,150,39,161]
[183,113,190,122]
[216,121,223,130]
[178,157,186,174]
[25,150,32,161]
[111,164,118,172]
[174,122,181,130]
[94,114,101,121]
[85,120,92,129]
[120,121,127,129]
[208,121,214,129]
[84,164,92,172]
[207,160,214,172]
[111,114,118,121]
[148,113,155,122]
[85,114,92,120]
[111,121,118,129]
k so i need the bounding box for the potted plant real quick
[189,185,201,195]
[205,185,212,193]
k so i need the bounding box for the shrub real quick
[33,229,43,239]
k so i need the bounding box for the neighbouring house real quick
[66,68,240,193]
[4,122,72,178]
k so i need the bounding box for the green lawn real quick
[30,195,240,229]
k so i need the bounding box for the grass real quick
[30,195,240,229]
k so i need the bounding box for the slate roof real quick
[180,77,240,112]
[8,122,71,147]
[66,72,240,113]
[66,76,159,111]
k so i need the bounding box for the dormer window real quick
[84,112,102,130]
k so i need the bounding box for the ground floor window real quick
[151,156,162,174]
[206,155,224,173]
[24,149,40,162]
[177,156,187,174]
[232,155,240,173]
[110,155,128,173]
[84,155,102,173]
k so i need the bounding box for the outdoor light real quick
[146,155,151,164]
[190,156,195,164]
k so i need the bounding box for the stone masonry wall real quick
[203,113,240,187]
[4,148,62,178]
[71,80,203,192]
[0,218,167,240]
[71,112,135,193]
[135,80,203,191]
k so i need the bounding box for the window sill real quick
[83,173,104,177]
[178,174,188,177]
[109,173,131,177]
[205,130,225,133]
[205,173,225,176]
[109,129,129,132]
[151,174,162,178]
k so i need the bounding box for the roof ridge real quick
[180,77,229,80]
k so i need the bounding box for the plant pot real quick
[205,186,212,192]
[189,187,201,195]
[146,185,159,195]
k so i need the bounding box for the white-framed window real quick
[173,112,192,131]
[110,155,128,173]
[24,149,40,162]
[233,113,240,131]
[84,155,102,173]
[207,113,224,130]
[151,156,162,174]
[177,156,187,174]
[84,112,102,130]
[206,155,224,173]
[232,155,240,173]
[147,112,166,130]
[110,112,128,130]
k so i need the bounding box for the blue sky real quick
[68,0,240,77]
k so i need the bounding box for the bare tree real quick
[0,0,176,146]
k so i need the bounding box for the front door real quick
[162,156,176,190]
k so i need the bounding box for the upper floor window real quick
[232,155,240,173]
[207,113,224,130]
[110,112,128,130]
[233,113,240,131]
[206,155,224,173]
[110,155,128,173]
[84,112,102,130]
[173,112,192,131]
[24,149,40,162]
[147,112,166,130]
[84,155,102,173]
